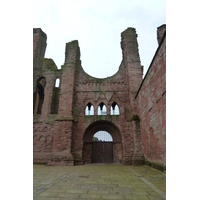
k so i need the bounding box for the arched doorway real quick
[83,120,123,164]
[92,131,113,163]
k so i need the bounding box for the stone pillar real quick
[132,118,144,165]
[41,77,54,120]
[58,40,80,118]
[121,28,143,108]
[33,28,47,92]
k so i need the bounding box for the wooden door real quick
[92,142,113,163]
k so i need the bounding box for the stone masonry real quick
[33,25,166,167]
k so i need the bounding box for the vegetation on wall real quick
[43,58,57,70]
[145,159,166,172]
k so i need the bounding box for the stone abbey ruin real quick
[33,25,166,169]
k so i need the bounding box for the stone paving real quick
[33,164,166,200]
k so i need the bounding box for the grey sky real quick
[94,131,113,141]
[33,0,166,78]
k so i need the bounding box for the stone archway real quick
[83,120,123,164]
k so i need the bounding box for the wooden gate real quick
[92,142,113,163]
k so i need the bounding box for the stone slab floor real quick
[33,164,166,200]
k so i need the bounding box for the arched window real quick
[34,77,46,114]
[97,102,107,115]
[55,78,60,87]
[111,102,120,115]
[85,102,94,115]
[51,78,60,114]
[93,131,113,142]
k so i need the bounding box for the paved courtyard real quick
[33,164,166,200]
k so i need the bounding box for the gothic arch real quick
[54,77,61,87]
[97,102,107,115]
[33,76,46,114]
[111,101,120,115]
[85,102,94,115]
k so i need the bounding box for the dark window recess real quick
[50,78,60,114]
[34,77,46,114]
[50,87,60,114]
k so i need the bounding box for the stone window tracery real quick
[85,102,94,115]
[97,102,107,115]
[111,102,120,115]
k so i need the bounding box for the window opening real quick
[92,131,113,142]
[34,77,46,114]
[97,102,107,115]
[111,102,120,115]
[85,102,94,115]
[55,78,60,87]
[50,78,60,114]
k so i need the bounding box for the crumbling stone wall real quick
[135,25,166,166]
[33,28,47,93]
[33,25,166,167]
[33,30,78,165]
[70,27,144,165]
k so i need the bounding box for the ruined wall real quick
[72,62,136,164]
[33,29,76,165]
[72,27,143,165]
[121,28,143,106]
[33,28,47,93]
[33,120,74,165]
[33,27,144,165]
[135,26,166,166]
[33,26,166,166]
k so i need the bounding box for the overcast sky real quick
[33,0,166,78]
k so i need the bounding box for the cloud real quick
[33,0,166,78]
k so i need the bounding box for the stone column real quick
[121,28,143,108]
[58,40,80,118]
[33,28,47,93]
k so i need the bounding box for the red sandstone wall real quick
[33,27,165,166]
[33,121,74,165]
[33,29,47,92]
[33,27,144,165]
[72,61,135,164]
[136,34,166,165]
[71,28,143,165]
[33,39,79,165]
